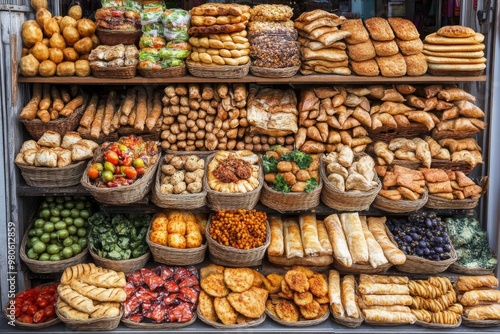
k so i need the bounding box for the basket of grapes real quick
[385,212,457,274]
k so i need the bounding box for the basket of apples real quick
[81,135,160,205]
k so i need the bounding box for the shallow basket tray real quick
[81,149,160,205]
[260,179,322,213]
[461,316,500,328]
[431,159,475,175]
[20,223,88,274]
[386,226,457,274]
[89,247,151,275]
[95,28,142,46]
[447,246,496,275]
[91,64,137,79]
[431,128,481,140]
[206,219,270,267]
[250,65,299,78]
[138,64,186,78]
[20,97,87,140]
[415,317,461,329]
[117,126,161,142]
[267,254,333,268]
[332,257,392,275]
[16,160,87,188]
[368,122,429,143]
[266,308,329,327]
[80,131,120,144]
[331,314,363,328]
[203,152,263,210]
[146,222,207,266]
[427,68,484,77]
[425,195,479,210]
[122,313,197,329]
[56,309,122,331]
[373,188,428,213]
[187,59,250,79]
[197,309,265,329]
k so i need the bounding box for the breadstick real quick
[145,91,162,131]
[19,83,42,119]
[60,86,71,103]
[110,105,122,133]
[59,94,84,117]
[51,85,64,111]
[50,109,59,120]
[134,87,147,131]
[121,88,136,116]
[102,90,116,135]
[90,98,105,139]
[80,93,99,129]
[39,84,51,110]
[37,109,50,123]
[128,110,136,126]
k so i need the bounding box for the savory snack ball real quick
[59,16,77,31]
[43,18,60,37]
[56,61,75,76]
[77,18,96,37]
[22,23,43,47]
[41,37,50,46]
[62,47,79,62]
[35,8,52,27]
[31,0,48,11]
[38,59,56,76]
[73,37,93,54]
[69,5,83,20]
[62,26,80,46]
[49,32,66,49]
[30,41,49,61]
[48,47,64,63]
[20,54,39,76]
[74,59,90,77]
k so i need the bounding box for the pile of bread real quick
[207,150,260,193]
[248,5,300,69]
[376,164,426,202]
[424,25,486,75]
[88,44,139,69]
[20,4,96,77]
[295,9,350,75]
[15,131,98,168]
[340,17,426,77]
[296,86,373,154]
[198,264,268,325]
[328,271,361,323]
[188,3,250,66]
[421,167,482,201]
[158,154,205,195]
[57,263,125,320]
[149,210,206,249]
[409,276,463,325]
[457,275,500,321]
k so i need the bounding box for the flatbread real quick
[437,25,476,38]
[424,32,485,45]
[427,63,486,71]
[422,49,484,58]
[387,18,420,40]
[423,43,485,52]
[425,55,487,64]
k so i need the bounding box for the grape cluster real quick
[387,212,452,261]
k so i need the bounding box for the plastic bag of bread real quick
[251,4,293,22]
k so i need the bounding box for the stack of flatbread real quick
[424,25,486,75]
[294,9,351,75]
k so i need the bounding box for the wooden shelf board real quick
[17,74,487,85]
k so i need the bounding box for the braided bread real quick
[409,280,444,299]
[411,309,431,322]
[430,310,461,324]
[412,290,456,313]
[428,276,453,293]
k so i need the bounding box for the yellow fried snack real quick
[275,299,299,322]
[198,290,217,322]
[285,270,310,293]
[224,268,255,293]
[308,273,328,298]
[214,297,238,325]
[201,273,229,298]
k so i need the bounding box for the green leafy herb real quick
[305,178,319,193]
[278,149,313,169]
[274,174,290,193]
[269,145,282,151]
[262,155,278,174]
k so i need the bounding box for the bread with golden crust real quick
[376,53,406,77]
[341,19,369,44]
[372,40,399,57]
[404,53,427,76]
[387,18,420,40]
[350,59,380,76]
[396,38,424,55]
[347,39,376,61]
[364,17,395,41]
[437,25,476,38]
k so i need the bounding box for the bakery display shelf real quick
[17,74,487,86]
[16,180,89,196]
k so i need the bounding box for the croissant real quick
[70,280,127,303]
[57,284,96,314]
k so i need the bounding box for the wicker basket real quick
[373,188,428,213]
[320,161,381,212]
[91,64,137,79]
[16,160,87,188]
[80,149,160,205]
[80,131,120,144]
[385,226,457,274]
[431,159,475,175]
[332,258,392,275]
[117,126,161,142]
[448,246,496,275]
[427,68,484,76]
[206,219,270,267]
[250,65,300,78]
[462,316,500,328]
[331,315,363,328]
[368,122,429,143]
[415,318,461,328]
[431,128,481,140]
[20,98,87,140]
[146,224,207,266]
[197,309,266,329]
[186,60,250,78]
[89,248,150,275]
[95,28,142,46]
[56,309,122,331]
[203,153,263,210]
[260,179,322,213]
[20,223,88,274]
[266,307,330,327]
[267,254,333,268]
[138,64,186,78]
[121,313,197,329]
[425,195,479,210]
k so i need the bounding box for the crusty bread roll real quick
[341,19,369,44]
[347,39,376,61]
[437,25,476,38]
[387,18,420,41]
[376,53,406,77]
[364,17,395,41]
[404,53,427,76]
[372,40,399,57]
[396,38,424,55]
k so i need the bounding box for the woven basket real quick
[80,149,160,205]
[425,195,479,210]
[368,123,429,143]
[320,161,381,212]
[20,223,88,274]
[431,128,481,140]
[121,313,197,329]
[332,314,363,328]
[186,60,250,78]
[267,254,333,268]
[95,28,142,46]
[462,316,500,328]
[431,159,475,175]
[146,224,207,266]
[206,219,270,267]
[20,98,87,140]
[427,68,484,76]
[56,309,122,331]
[415,318,461,328]
[250,65,300,78]
[266,307,329,327]
[80,131,120,144]
[197,309,266,329]
[117,126,161,142]
[260,179,322,213]
[332,258,392,275]
[89,248,150,275]
[373,188,428,213]
[16,160,87,188]
[385,226,457,274]
[203,153,263,210]
[448,246,496,275]
[138,64,186,78]
[91,64,137,79]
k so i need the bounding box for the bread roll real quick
[70,280,127,302]
[284,219,304,259]
[376,53,406,77]
[268,216,284,256]
[404,53,427,76]
[341,275,359,318]
[341,19,369,44]
[79,271,126,288]
[299,214,322,256]
[364,17,395,41]
[328,270,344,317]
[396,38,424,55]
[460,289,500,306]
[340,213,368,264]
[57,297,89,320]
[57,284,96,314]
[465,304,500,320]
[372,40,399,57]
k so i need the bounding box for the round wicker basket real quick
[20,98,87,140]
[250,65,300,78]
[197,309,266,329]
[56,308,122,331]
[186,60,250,78]
[266,307,329,327]
[95,28,142,46]
[260,179,322,213]
[332,258,392,275]
[447,247,496,275]
[462,316,500,328]
[425,195,479,210]
[373,188,428,213]
[138,64,186,78]
[89,248,151,275]
[206,219,270,267]
[121,313,197,329]
[16,160,87,188]
[20,223,88,274]
[91,64,137,79]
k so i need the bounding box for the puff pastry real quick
[362,309,416,324]
[268,216,284,256]
[328,270,344,317]
[340,213,369,264]
[324,214,352,267]
[341,275,359,318]
[299,214,322,256]
[284,219,304,259]
[455,275,499,292]
[359,216,388,268]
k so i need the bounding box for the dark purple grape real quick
[416,249,424,256]
[443,244,451,252]
[419,241,427,248]
[435,247,443,254]
[404,235,413,243]
[423,248,431,256]
[411,233,419,240]
[425,219,432,227]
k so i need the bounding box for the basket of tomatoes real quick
[3,283,60,329]
[81,135,161,205]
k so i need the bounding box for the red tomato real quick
[36,296,48,308]
[122,155,133,166]
[17,315,33,324]
[26,304,37,316]
[114,166,122,174]
[105,151,119,165]
[136,167,145,175]
[124,167,137,179]
[44,305,55,318]
[33,310,45,323]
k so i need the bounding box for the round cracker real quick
[308,274,328,298]
[425,55,487,64]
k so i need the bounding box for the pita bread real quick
[313,66,351,75]
[302,47,348,62]
[301,17,348,33]
[437,25,476,38]
[423,43,485,52]
[427,63,486,71]
[296,9,343,23]
[303,59,349,68]
[424,32,484,45]
[422,49,484,58]
[425,55,487,64]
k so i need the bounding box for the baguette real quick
[79,93,99,129]
[19,83,43,120]
[299,213,322,256]
[134,87,147,131]
[102,90,116,136]
[268,216,284,257]
[367,217,406,265]
[340,213,368,264]
[70,280,127,302]
[341,275,359,318]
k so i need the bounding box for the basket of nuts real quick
[206,209,270,267]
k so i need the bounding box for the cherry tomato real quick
[105,151,119,165]
[87,167,100,180]
[36,296,48,308]
[44,305,55,318]
[33,310,45,323]
[17,315,33,324]
[26,304,38,316]
[124,167,137,179]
